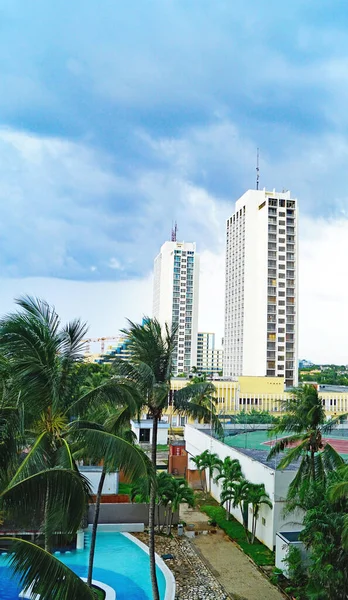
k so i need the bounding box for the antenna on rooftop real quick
[171,221,178,242]
[256,147,260,190]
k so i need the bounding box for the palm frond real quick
[8,431,51,486]
[1,468,90,538]
[276,439,309,470]
[72,428,152,481]
[3,538,95,600]
[68,379,142,417]
[266,434,306,461]
[321,442,344,473]
[15,296,60,334]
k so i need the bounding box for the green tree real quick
[229,479,251,539]
[299,477,348,600]
[267,385,345,504]
[166,477,194,534]
[328,465,348,549]
[0,417,95,599]
[0,297,146,555]
[247,483,272,543]
[214,457,242,519]
[114,317,221,600]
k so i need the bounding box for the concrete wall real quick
[275,533,306,577]
[88,503,179,526]
[185,424,302,549]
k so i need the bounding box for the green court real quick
[223,429,348,460]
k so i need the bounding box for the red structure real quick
[168,441,187,476]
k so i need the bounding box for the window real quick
[262,517,266,526]
[139,428,150,443]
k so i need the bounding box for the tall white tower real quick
[153,239,199,375]
[224,189,298,388]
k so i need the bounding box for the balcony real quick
[267,342,276,350]
[268,269,277,277]
[267,361,276,369]
[268,315,277,323]
[267,369,275,376]
[268,260,276,268]
[267,351,276,359]
[268,286,277,296]
[268,297,276,304]
[286,343,294,350]
[268,305,276,313]
[267,323,276,332]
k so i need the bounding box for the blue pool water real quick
[0,532,166,599]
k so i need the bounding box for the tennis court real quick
[224,429,348,459]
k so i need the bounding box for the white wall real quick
[131,420,168,445]
[185,425,302,549]
[79,468,119,495]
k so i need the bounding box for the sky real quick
[1,0,348,363]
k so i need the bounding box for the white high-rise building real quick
[224,189,298,388]
[153,240,199,375]
[197,333,224,376]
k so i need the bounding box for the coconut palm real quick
[0,297,148,552]
[200,450,221,494]
[70,400,151,587]
[267,385,345,504]
[0,429,95,599]
[247,483,272,543]
[214,457,242,519]
[114,317,222,600]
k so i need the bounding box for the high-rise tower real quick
[153,240,199,374]
[224,189,298,388]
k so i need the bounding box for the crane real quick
[82,336,121,355]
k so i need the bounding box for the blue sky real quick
[1,0,348,361]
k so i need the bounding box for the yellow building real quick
[167,376,348,427]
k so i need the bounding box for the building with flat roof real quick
[153,240,199,375]
[196,332,223,375]
[224,189,298,388]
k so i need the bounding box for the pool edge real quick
[121,532,176,600]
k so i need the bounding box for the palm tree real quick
[214,457,242,519]
[329,465,348,549]
[70,418,151,587]
[247,483,272,543]
[267,385,345,504]
[0,297,148,553]
[114,317,221,600]
[229,479,251,539]
[191,453,208,492]
[166,477,194,535]
[0,430,95,598]
[155,471,175,533]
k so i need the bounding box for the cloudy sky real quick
[1,0,348,363]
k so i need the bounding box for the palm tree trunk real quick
[44,484,51,553]
[87,466,106,587]
[149,415,160,600]
[169,507,174,535]
[157,503,161,533]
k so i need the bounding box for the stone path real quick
[181,503,284,600]
[193,534,284,600]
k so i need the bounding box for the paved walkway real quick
[181,505,284,600]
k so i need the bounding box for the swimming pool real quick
[0,531,169,600]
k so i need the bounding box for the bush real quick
[201,505,274,566]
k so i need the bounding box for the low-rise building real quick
[184,424,303,550]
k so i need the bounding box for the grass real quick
[118,482,132,495]
[201,505,275,567]
[157,444,169,451]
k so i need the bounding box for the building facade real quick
[153,240,199,374]
[224,189,298,388]
[196,332,223,375]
